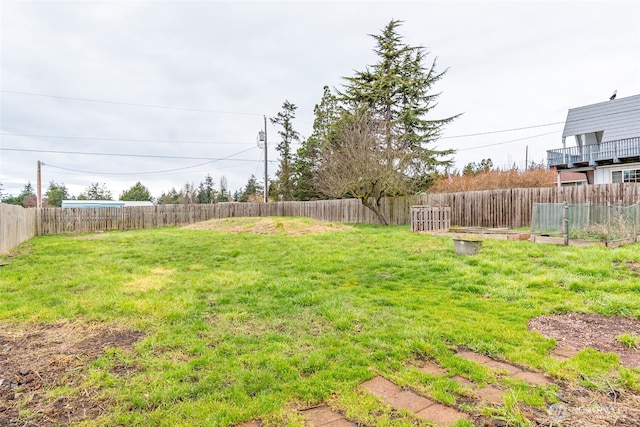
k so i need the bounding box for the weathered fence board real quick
[0,203,37,254]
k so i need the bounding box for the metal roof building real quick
[562,94,640,145]
[548,94,640,185]
[61,200,154,208]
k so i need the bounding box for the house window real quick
[612,169,640,183]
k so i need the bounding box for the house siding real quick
[594,163,640,185]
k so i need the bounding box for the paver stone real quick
[513,370,552,386]
[386,390,434,413]
[476,385,504,405]
[361,376,401,399]
[551,347,579,360]
[322,419,355,427]
[456,351,493,364]
[416,402,469,426]
[420,361,447,376]
[485,360,522,375]
[452,375,475,389]
[302,406,343,426]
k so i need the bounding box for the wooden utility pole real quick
[263,115,268,203]
[37,160,42,208]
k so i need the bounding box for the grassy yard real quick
[1,218,640,426]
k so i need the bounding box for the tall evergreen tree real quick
[237,174,263,202]
[317,20,458,224]
[293,86,339,200]
[79,182,112,200]
[119,182,153,201]
[157,188,180,205]
[3,182,36,206]
[270,100,300,201]
[217,176,230,202]
[197,174,217,204]
[44,181,72,207]
[339,20,457,189]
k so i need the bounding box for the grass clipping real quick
[183,217,354,236]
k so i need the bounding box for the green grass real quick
[2,221,640,426]
[617,333,640,349]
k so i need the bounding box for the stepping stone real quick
[361,376,468,427]
[476,385,504,405]
[456,351,493,365]
[361,376,401,399]
[302,406,354,426]
[416,402,469,426]
[512,370,552,386]
[386,390,435,413]
[551,346,579,360]
[419,361,447,376]
[236,423,260,427]
[485,360,522,375]
[320,421,355,427]
[452,375,475,389]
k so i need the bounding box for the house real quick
[559,172,588,187]
[547,94,640,186]
[61,200,154,208]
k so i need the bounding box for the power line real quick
[441,122,564,139]
[0,90,263,116]
[46,160,259,178]
[442,108,640,139]
[0,146,279,162]
[454,130,559,151]
[253,149,264,178]
[0,133,254,146]
[44,159,222,176]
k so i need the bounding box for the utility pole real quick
[257,115,268,203]
[37,160,42,208]
[262,115,268,203]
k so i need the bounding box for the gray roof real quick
[562,94,640,142]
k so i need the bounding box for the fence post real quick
[607,202,611,243]
[563,202,569,246]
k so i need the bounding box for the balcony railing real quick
[547,137,640,168]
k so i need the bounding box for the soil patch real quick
[528,313,640,368]
[183,217,354,236]
[0,322,144,426]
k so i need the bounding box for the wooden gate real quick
[410,206,450,233]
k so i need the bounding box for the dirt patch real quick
[528,313,640,368]
[183,217,354,236]
[0,322,144,426]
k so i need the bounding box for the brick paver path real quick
[456,350,553,387]
[361,376,468,427]
[239,351,556,427]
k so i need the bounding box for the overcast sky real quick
[1,0,639,200]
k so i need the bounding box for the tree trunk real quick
[361,197,389,225]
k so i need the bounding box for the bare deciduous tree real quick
[318,109,409,225]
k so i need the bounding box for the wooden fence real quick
[37,200,376,235]
[418,183,640,229]
[0,203,37,254]
[27,183,640,237]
